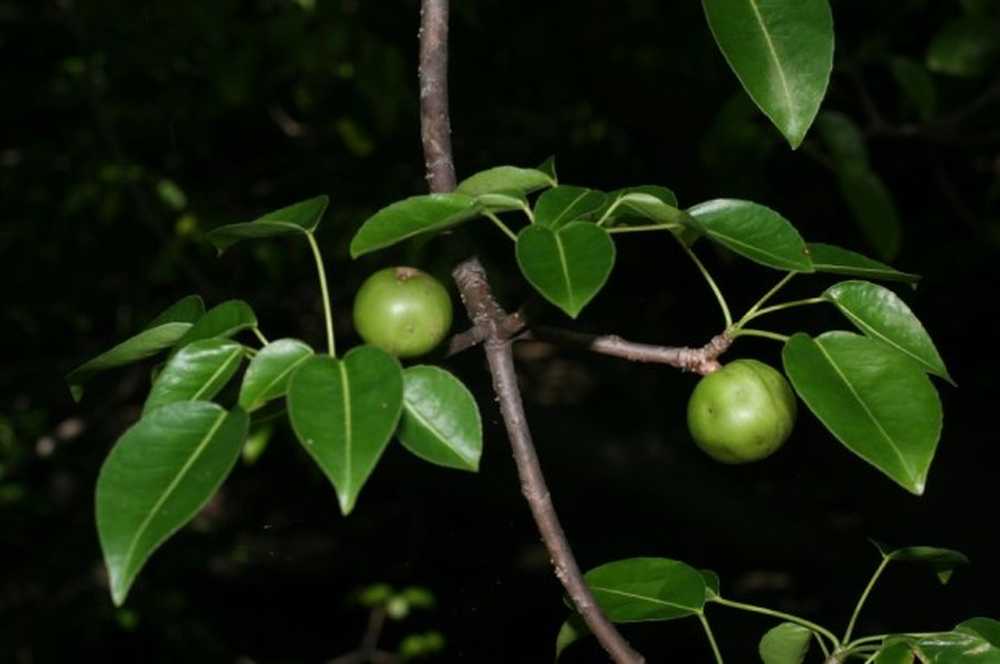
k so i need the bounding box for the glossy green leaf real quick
[836,164,902,261]
[583,558,706,622]
[96,402,248,605]
[890,57,938,121]
[144,295,205,329]
[702,0,834,148]
[823,281,952,383]
[873,542,970,584]
[238,339,314,412]
[455,165,556,197]
[687,199,813,271]
[555,614,589,661]
[143,339,244,415]
[516,222,616,318]
[605,189,690,226]
[816,111,869,166]
[960,618,1000,647]
[172,300,258,350]
[206,195,330,252]
[873,641,916,664]
[782,332,942,494]
[927,17,1000,77]
[807,243,921,285]
[759,622,812,664]
[701,570,721,600]
[474,190,530,215]
[287,347,404,514]
[534,186,607,229]
[910,627,1000,662]
[398,366,482,472]
[350,193,480,258]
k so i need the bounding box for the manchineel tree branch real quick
[417,1,644,662]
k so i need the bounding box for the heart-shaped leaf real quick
[350,193,481,258]
[144,295,206,329]
[239,339,314,412]
[287,347,404,514]
[143,339,244,415]
[702,0,834,148]
[534,186,607,229]
[687,199,813,271]
[583,558,706,622]
[836,164,902,261]
[456,165,556,197]
[516,222,616,318]
[398,366,482,472]
[759,622,812,664]
[807,243,920,285]
[172,300,258,350]
[872,541,970,584]
[783,332,942,494]
[206,195,330,252]
[823,281,952,383]
[96,402,248,605]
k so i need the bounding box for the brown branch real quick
[453,258,645,664]
[418,0,457,192]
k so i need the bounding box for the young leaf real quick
[873,543,970,584]
[474,190,530,215]
[398,366,483,472]
[144,295,206,329]
[242,421,275,465]
[143,339,244,415]
[583,558,706,622]
[687,199,813,271]
[555,614,590,661]
[238,339,314,412]
[206,195,330,252]
[606,190,690,227]
[926,17,1000,78]
[96,402,248,605]
[286,347,404,514]
[515,221,616,318]
[806,243,920,285]
[836,164,902,261]
[455,165,556,197]
[823,281,952,383]
[759,622,812,664]
[702,0,834,148]
[782,332,942,495]
[533,186,607,229]
[700,570,721,600]
[172,300,258,350]
[350,193,480,258]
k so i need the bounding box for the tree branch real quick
[452,258,645,664]
[418,0,457,192]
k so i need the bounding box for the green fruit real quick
[687,359,797,464]
[352,267,453,358]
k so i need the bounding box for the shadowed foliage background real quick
[2,0,999,662]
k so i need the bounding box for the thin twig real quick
[418,0,457,192]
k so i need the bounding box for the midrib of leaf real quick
[813,340,917,484]
[551,190,590,227]
[747,0,795,119]
[190,348,242,401]
[590,585,695,612]
[121,410,229,577]
[338,362,353,507]
[553,232,575,310]
[834,304,939,374]
[246,350,311,410]
[705,228,800,267]
[403,401,473,467]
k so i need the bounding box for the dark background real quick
[2,1,999,662]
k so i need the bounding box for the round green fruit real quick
[686,359,797,464]
[352,267,453,358]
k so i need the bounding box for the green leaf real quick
[286,347,404,514]
[701,570,721,600]
[687,199,813,271]
[474,190,530,215]
[702,0,834,148]
[823,281,952,383]
[399,366,482,472]
[238,339,314,412]
[96,402,248,605]
[242,421,274,465]
[144,295,205,329]
[889,57,938,121]
[873,542,970,584]
[555,614,589,661]
[836,164,902,261]
[759,622,812,664]
[605,189,689,226]
[816,111,869,166]
[143,339,244,415]
[534,186,607,229]
[872,640,916,664]
[583,558,706,622]
[455,165,556,197]
[538,156,558,183]
[909,627,1000,662]
[516,222,616,318]
[172,300,258,350]
[806,243,921,285]
[206,195,330,252]
[959,618,1000,647]
[782,332,942,494]
[926,17,1000,78]
[350,193,481,258]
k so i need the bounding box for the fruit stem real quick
[676,237,733,328]
[483,210,518,242]
[306,231,336,356]
[712,597,841,650]
[698,612,726,664]
[842,556,891,643]
[607,223,683,235]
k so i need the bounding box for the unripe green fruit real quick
[687,359,797,464]
[352,267,453,358]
